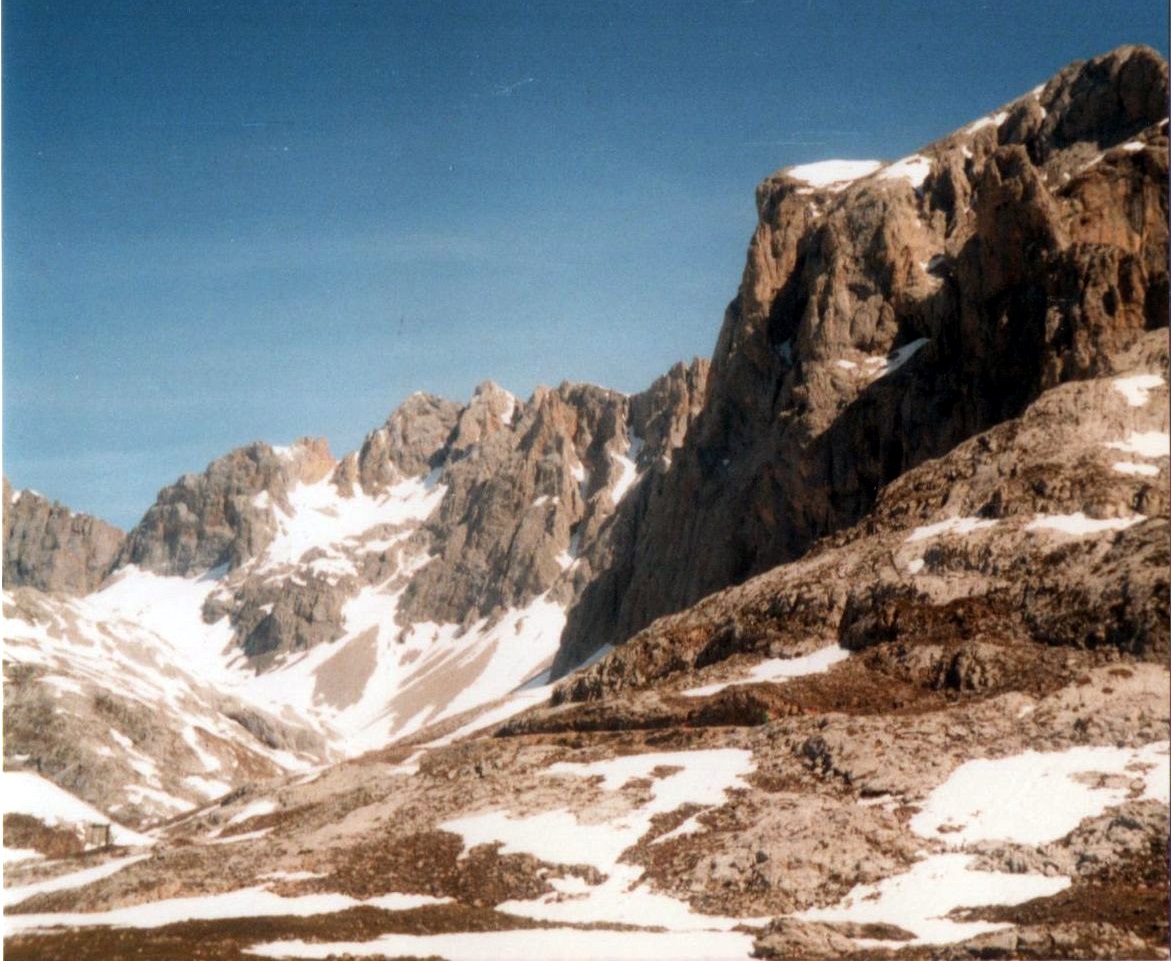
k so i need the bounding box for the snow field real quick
[786,159,882,188]
[4,854,152,909]
[258,472,445,572]
[799,852,1068,946]
[1026,512,1145,536]
[808,740,1171,945]
[681,645,849,698]
[4,885,452,933]
[245,929,757,961]
[911,742,1170,845]
[441,750,770,934]
[2,771,155,848]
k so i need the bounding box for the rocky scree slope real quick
[556,44,1169,671]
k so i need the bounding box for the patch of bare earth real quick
[950,833,1170,959]
[3,813,84,859]
[3,903,542,961]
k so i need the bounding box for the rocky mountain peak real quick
[117,437,337,576]
[2,479,125,594]
[337,392,462,495]
[447,380,518,455]
[554,44,1169,670]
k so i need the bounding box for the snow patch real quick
[799,852,1068,946]
[868,338,929,378]
[5,885,452,932]
[227,799,278,826]
[5,854,152,909]
[610,435,645,505]
[498,391,518,425]
[442,750,768,933]
[1026,512,1145,536]
[183,775,232,799]
[786,159,882,188]
[2,771,155,847]
[3,847,44,865]
[246,929,756,961]
[1104,431,1169,459]
[40,674,86,696]
[799,742,1169,946]
[1113,373,1163,406]
[681,646,849,698]
[1113,461,1159,477]
[906,516,997,543]
[912,742,1170,846]
[878,154,932,189]
[963,111,1008,135]
[261,474,445,570]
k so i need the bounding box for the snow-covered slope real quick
[3,585,323,824]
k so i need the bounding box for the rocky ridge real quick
[556,44,1169,671]
[3,481,124,595]
[2,360,708,821]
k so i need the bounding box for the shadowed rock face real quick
[554,45,1169,672]
[2,480,124,594]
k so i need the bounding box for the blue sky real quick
[4,0,1167,528]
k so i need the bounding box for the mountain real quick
[3,46,1168,961]
[3,362,708,820]
[555,43,1169,671]
[4,482,124,595]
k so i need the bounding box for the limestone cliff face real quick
[334,392,463,494]
[118,438,336,576]
[2,480,124,594]
[397,364,708,629]
[555,45,1169,671]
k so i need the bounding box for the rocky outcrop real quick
[397,368,707,627]
[3,480,124,594]
[118,438,336,576]
[335,392,462,494]
[556,45,1169,671]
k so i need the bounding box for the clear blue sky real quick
[4,0,1166,529]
